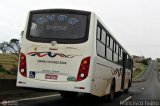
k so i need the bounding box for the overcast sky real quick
[0,0,160,59]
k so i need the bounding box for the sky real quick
[0,0,160,59]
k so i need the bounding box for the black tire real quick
[60,91,78,98]
[109,80,115,101]
[124,88,128,93]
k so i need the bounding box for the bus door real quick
[121,52,126,90]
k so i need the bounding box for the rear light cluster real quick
[19,52,27,77]
[77,57,91,81]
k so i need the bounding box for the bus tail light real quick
[19,52,27,77]
[77,57,90,81]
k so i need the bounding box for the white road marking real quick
[141,88,144,90]
[10,94,60,102]
[120,96,132,105]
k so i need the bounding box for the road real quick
[137,60,152,81]
[1,60,160,106]
[130,60,160,100]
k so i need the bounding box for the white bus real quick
[17,9,133,100]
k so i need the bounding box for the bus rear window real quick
[26,11,90,43]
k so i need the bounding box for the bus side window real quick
[96,25,105,58]
[119,47,121,56]
[101,29,106,44]
[128,57,132,70]
[118,47,122,65]
[107,35,110,47]
[113,42,118,63]
[114,42,116,52]
[106,36,112,61]
[110,38,113,50]
[116,44,119,54]
[106,47,112,61]
[97,40,105,58]
[97,26,101,40]
[121,49,123,57]
[126,55,129,69]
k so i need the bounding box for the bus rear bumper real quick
[16,77,91,93]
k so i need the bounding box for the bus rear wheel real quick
[60,91,78,98]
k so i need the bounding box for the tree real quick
[9,39,20,55]
[0,41,11,53]
[0,38,20,55]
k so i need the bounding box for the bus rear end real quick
[16,9,94,96]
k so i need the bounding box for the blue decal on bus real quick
[37,17,47,24]
[29,71,35,78]
[68,18,79,25]
[47,15,55,21]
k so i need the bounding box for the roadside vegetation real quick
[0,38,20,79]
[133,58,151,80]
[133,63,146,80]
[158,63,160,78]
[157,58,160,78]
[0,54,18,79]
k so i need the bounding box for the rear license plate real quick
[45,74,58,80]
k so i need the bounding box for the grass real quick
[0,54,18,71]
[0,73,16,79]
[133,62,146,80]
[0,53,18,79]
[158,62,160,78]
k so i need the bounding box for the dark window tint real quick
[30,13,87,39]
[127,57,132,69]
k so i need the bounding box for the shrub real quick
[157,58,160,62]
[0,64,5,73]
[140,58,151,65]
[10,65,17,75]
[135,68,142,73]
[0,64,17,75]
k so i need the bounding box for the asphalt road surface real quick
[1,60,160,106]
[130,60,160,100]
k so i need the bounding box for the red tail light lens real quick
[19,52,27,77]
[77,57,91,81]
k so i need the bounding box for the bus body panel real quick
[124,69,131,89]
[91,56,122,97]
[17,37,93,93]
[91,56,112,96]
[24,43,85,82]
